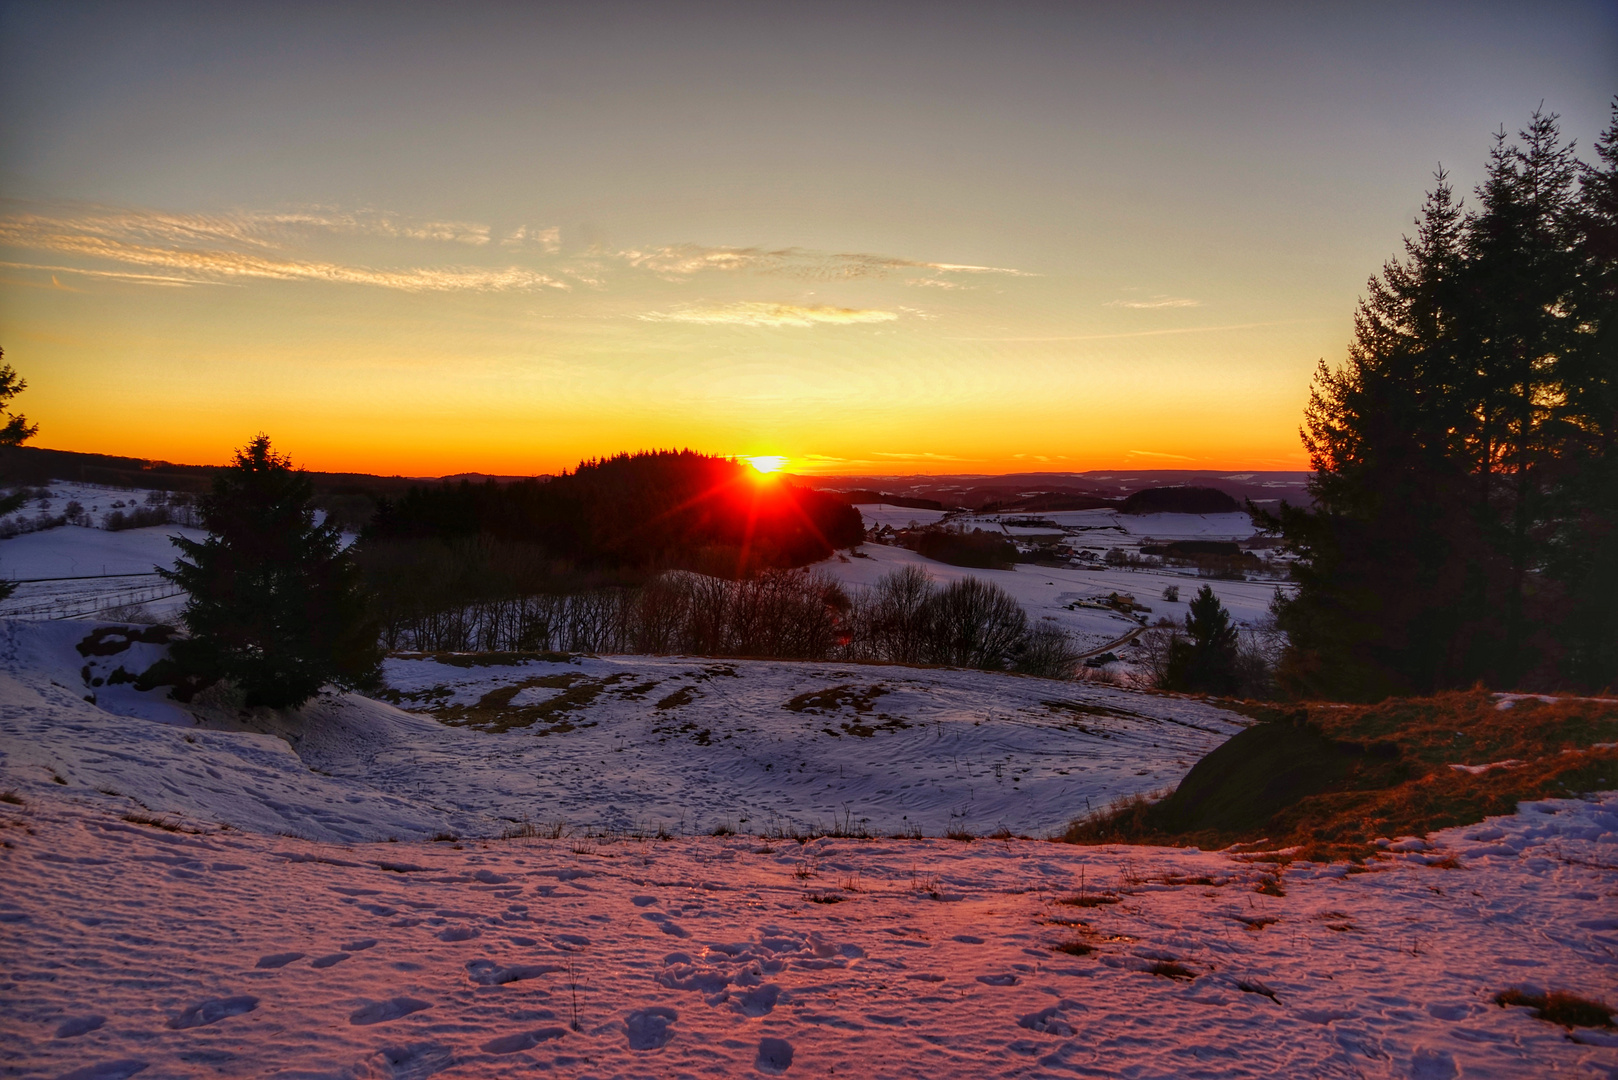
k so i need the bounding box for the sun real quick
[743,454,789,475]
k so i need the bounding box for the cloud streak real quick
[638,302,899,327]
[1105,295,1200,309]
[0,201,1028,300]
[622,244,1029,282]
[0,206,563,292]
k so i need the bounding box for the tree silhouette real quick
[1165,586,1239,695]
[1271,104,1618,696]
[0,348,39,601]
[160,435,380,709]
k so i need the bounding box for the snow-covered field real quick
[3,783,1613,1077]
[817,543,1285,655]
[0,621,1247,840]
[0,521,204,620]
[1,626,1614,1077]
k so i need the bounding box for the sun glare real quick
[744,455,788,475]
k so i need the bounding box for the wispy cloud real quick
[621,244,1029,282]
[1126,449,1195,461]
[1105,295,1200,309]
[0,200,1021,299]
[872,451,970,461]
[501,225,561,253]
[637,302,898,327]
[0,205,563,292]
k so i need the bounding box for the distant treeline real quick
[383,564,1081,678]
[365,451,864,574]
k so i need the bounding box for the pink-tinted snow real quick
[3,792,1614,1078]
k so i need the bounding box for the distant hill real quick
[822,489,946,511]
[1119,486,1241,515]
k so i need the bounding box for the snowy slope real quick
[0,620,1249,842]
[2,790,1613,1079]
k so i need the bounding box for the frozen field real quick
[817,543,1286,654]
[0,521,203,620]
[2,785,1613,1078]
[0,620,1248,840]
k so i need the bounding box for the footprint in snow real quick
[975,974,1019,986]
[952,935,985,944]
[630,895,657,907]
[310,952,350,969]
[255,951,304,969]
[756,1037,795,1074]
[349,996,431,1026]
[57,1060,148,1080]
[55,1014,106,1038]
[466,959,564,985]
[641,912,689,937]
[438,926,479,942]
[625,1007,677,1050]
[734,983,781,1017]
[166,996,259,1030]
[341,938,377,952]
[481,1028,568,1054]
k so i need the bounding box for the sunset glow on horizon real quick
[1,3,1612,478]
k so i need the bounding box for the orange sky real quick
[1,4,1610,477]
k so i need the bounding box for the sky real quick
[0,2,1613,477]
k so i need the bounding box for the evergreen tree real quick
[1274,106,1618,697]
[1550,99,1618,687]
[160,435,380,709]
[0,349,39,601]
[1164,586,1239,695]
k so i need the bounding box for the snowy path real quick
[2,792,1614,1079]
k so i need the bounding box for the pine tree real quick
[160,435,380,708]
[1165,586,1239,695]
[1273,174,1485,698]
[0,349,40,601]
[1274,107,1616,696]
[1548,98,1618,687]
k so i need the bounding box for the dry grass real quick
[0,791,23,806]
[1061,690,1618,860]
[1496,988,1615,1029]
[1050,938,1093,957]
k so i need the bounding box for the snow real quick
[1,621,1614,1077]
[820,543,1286,654]
[0,620,1248,841]
[851,504,952,530]
[3,779,1613,1076]
[0,520,204,580]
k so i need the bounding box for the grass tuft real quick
[0,790,23,806]
[1496,988,1614,1029]
[1147,960,1197,980]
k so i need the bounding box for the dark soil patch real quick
[1496,988,1614,1029]
[432,674,606,734]
[656,687,696,710]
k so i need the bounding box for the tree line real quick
[1271,105,1618,698]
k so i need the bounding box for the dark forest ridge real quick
[2,445,1308,507]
